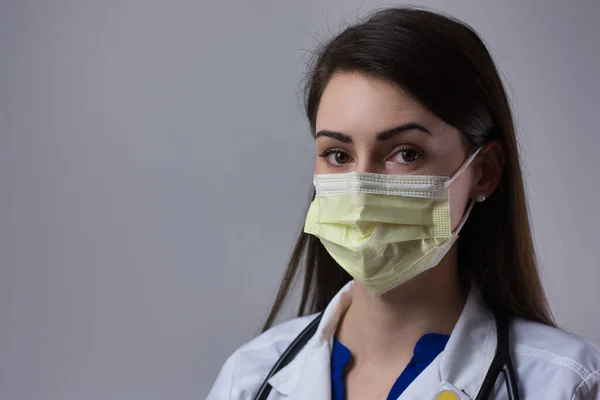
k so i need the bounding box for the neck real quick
[336,249,467,368]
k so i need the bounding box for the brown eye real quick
[318,148,353,167]
[333,151,349,164]
[393,148,422,164]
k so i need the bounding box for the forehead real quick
[315,73,443,134]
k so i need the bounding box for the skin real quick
[314,72,504,399]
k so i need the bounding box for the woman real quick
[207,7,600,400]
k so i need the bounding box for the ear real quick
[470,141,504,201]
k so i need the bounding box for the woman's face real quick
[314,72,477,229]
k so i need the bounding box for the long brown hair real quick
[263,7,554,331]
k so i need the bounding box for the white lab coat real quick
[207,281,600,399]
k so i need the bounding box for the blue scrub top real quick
[331,333,450,400]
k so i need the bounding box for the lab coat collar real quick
[265,337,331,398]
[267,281,353,397]
[268,281,497,399]
[438,287,497,398]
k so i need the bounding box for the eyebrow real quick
[315,122,431,143]
[376,123,432,140]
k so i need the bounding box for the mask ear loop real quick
[443,147,483,234]
[444,147,483,188]
[453,199,475,234]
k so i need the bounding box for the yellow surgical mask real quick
[304,148,482,296]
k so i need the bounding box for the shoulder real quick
[206,314,317,400]
[511,318,600,398]
[234,313,318,357]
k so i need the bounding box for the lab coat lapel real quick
[397,288,497,400]
[287,340,332,400]
[438,288,496,398]
[268,281,354,399]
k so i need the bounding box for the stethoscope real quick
[253,309,520,400]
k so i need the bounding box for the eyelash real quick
[318,148,348,168]
[318,145,424,168]
[390,145,424,163]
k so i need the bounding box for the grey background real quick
[1,0,599,399]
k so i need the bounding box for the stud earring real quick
[476,193,487,203]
